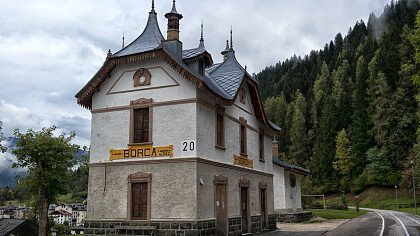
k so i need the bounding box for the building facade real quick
[77,1,308,235]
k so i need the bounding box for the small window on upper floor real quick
[239,117,247,155]
[259,132,264,161]
[215,105,225,149]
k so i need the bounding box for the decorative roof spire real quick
[107,49,112,59]
[225,40,229,51]
[122,32,125,49]
[198,21,205,49]
[151,0,155,13]
[200,20,204,42]
[170,0,180,14]
[230,26,233,49]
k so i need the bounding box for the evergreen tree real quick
[333,129,353,191]
[289,90,308,166]
[350,56,372,178]
[0,121,6,153]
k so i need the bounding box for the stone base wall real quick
[277,211,312,223]
[228,217,241,236]
[268,214,277,230]
[85,215,278,236]
[84,219,215,236]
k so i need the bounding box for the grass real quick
[309,208,368,219]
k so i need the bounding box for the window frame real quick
[127,172,152,221]
[259,130,265,162]
[215,105,226,149]
[129,98,153,145]
[239,117,247,156]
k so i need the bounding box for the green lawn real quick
[309,208,368,219]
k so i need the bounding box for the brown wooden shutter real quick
[259,134,264,160]
[132,183,148,220]
[216,114,223,146]
[134,108,149,143]
[240,125,246,154]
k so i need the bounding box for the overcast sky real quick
[0,0,391,147]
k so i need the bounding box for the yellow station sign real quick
[110,144,174,161]
[233,154,253,169]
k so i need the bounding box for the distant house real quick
[0,218,38,236]
[0,205,30,220]
[49,210,72,225]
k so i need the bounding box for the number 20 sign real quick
[181,140,196,157]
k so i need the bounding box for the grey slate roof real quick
[182,46,206,60]
[205,51,245,99]
[273,157,310,176]
[112,11,164,58]
[0,219,26,236]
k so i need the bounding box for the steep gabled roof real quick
[206,51,245,99]
[112,10,164,58]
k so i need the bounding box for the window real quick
[128,172,151,221]
[239,117,247,155]
[130,98,153,144]
[259,132,264,161]
[290,174,296,188]
[199,59,204,76]
[215,105,225,148]
[134,108,149,143]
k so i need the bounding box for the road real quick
[264,208,420,236]
[326,208,420,236]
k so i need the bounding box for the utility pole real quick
[395,185,398,211]
[412,160,417,214]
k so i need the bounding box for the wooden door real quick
[260,188,267,229]
[132,183,148,220]
[215,185,227,236]
[241,187,249,233]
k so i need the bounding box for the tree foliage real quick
[260,0,420,193]
[12,126,79,236]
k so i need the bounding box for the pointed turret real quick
[221,40,230,61]
[112,0,164,57]
[165,0,183,41]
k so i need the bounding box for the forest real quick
[258,0,420,193]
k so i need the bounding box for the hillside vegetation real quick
[258,0,420,194]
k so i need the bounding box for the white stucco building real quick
[76,1,309,235]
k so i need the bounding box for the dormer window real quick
[199,59,204,76]
[239,88,246,104]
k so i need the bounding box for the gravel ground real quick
[277,219,349,232]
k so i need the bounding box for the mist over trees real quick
[258,0,420,193]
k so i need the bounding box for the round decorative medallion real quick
[133,68,151,87]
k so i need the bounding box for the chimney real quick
[165,0,183,41]
[164,0,183,60]
[272,138,279,159]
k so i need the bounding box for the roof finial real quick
[107,49,112,59]
[225,40,229,50]
[151,0,155,12]
[230,26,233,49]
[200,20,204,42]
[122,32,125,49]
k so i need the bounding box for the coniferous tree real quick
[289,90,308,166]
[333,129,353,191]
[350,56,372,178]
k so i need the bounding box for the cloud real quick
[0,100,91,147]
[0,0,392,149]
